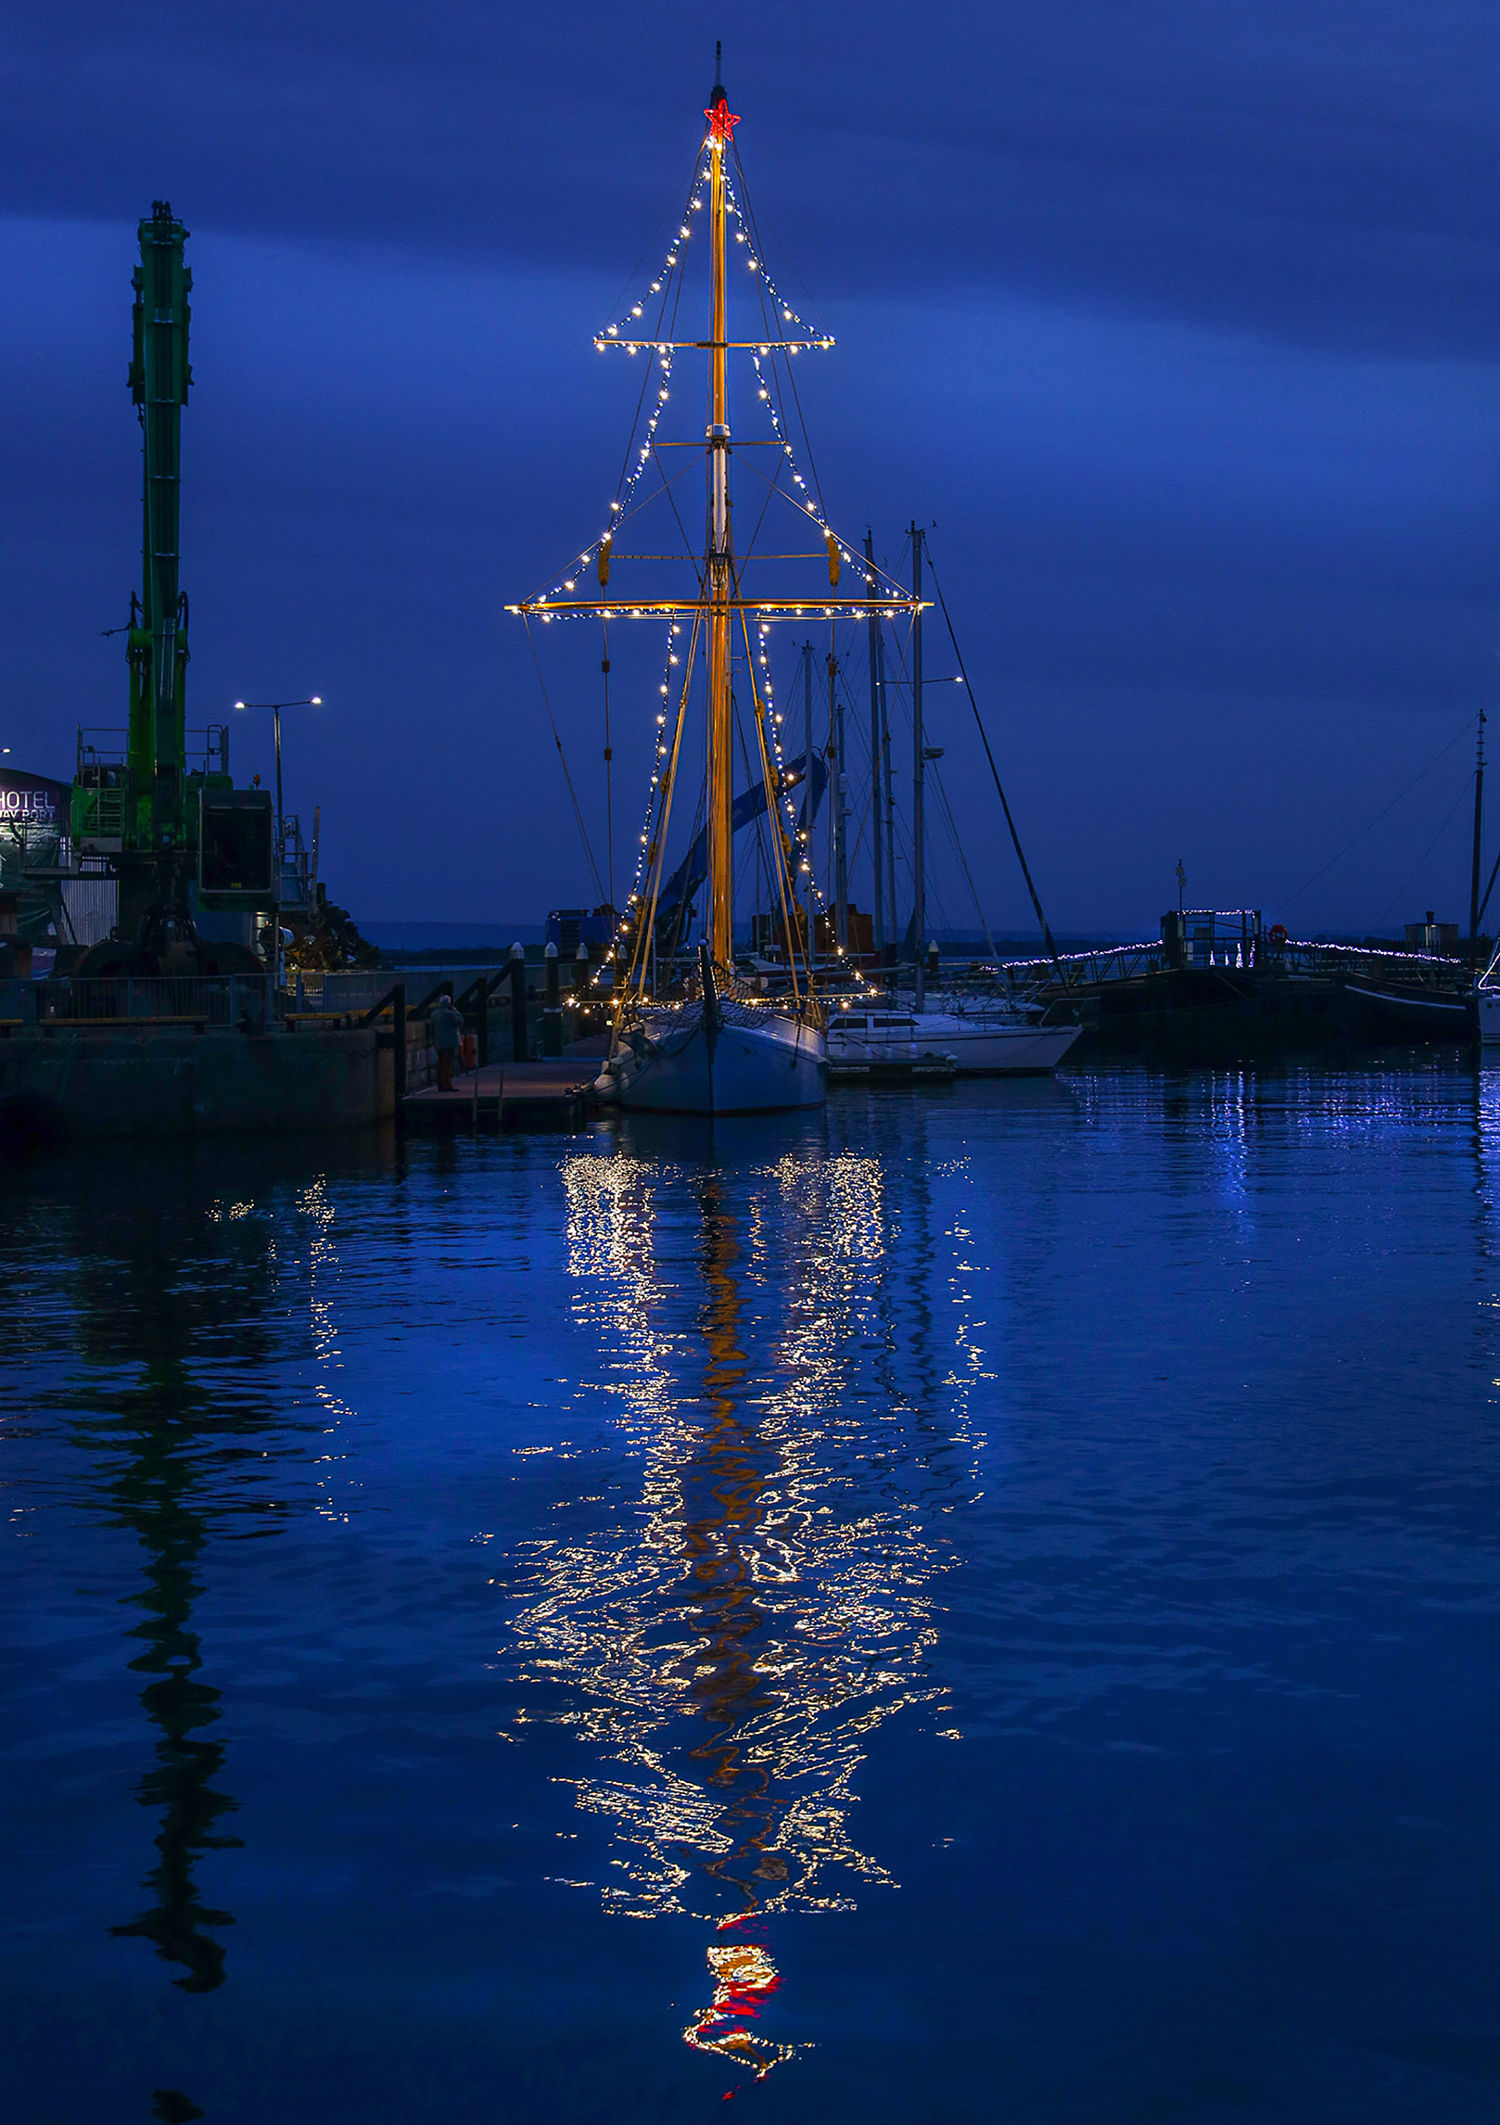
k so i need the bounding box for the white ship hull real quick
[600,1003,826,1115]
[1478,987,1500,1047]
[827,1008,1081,1076]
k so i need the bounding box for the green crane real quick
[72,202,274,973]
[128,198,192,899]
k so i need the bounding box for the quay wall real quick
[0,1021,436,1144]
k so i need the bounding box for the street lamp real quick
[232,697,322,860]
[233,697,322,989]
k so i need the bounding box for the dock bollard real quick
[509,942,528,1062]
[543,943,562,1056]
[575,943,590,1044]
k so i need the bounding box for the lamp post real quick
[232,697,321,864]
[232,696,321,988]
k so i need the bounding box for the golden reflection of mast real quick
[513,1147,953,2089]
[678,1178,794,2077]
[705,64,735,971]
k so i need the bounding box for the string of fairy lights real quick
[525,161,707,611]
[518,115,919,992]
[598,619,879,992]
[610,622,687,946]
[721,164,840,557]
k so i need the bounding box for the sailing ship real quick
[511,54,922,1115]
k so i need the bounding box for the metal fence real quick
[1,975,275,1028]
[285,967,524,1015]
[0,962,585,1030]
[999,939,1171,990]
[998,935,1474,995]
[285,969,401,1015]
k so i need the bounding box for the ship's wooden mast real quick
[509,58,929,1010]
[705,62,734,970]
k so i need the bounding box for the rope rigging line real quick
[596,140,702,333]
[1274,707,1477,915]
[622,614,701,1007]
[523,616,605,904]
[739,603,806,995]
[925,548,1062,975]
[929,759,998,958]
[1373,779,1474,933]
[600,618,614,913]
[727,150,831,523]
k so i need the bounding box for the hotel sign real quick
[0,770,70,828]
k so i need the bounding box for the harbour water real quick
[4,1062,1500,2121]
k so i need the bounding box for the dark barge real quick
[1019,910,1477,1062]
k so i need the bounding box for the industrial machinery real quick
[68,203,291,973]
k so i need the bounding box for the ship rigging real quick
[510,52,923,1113]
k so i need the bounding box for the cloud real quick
[1,1,1494,353]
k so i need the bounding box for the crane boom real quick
[69,202,276,973]
[128,199,192,867]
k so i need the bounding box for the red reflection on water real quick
[683,1918,793,2080]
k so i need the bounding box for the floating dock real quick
[400,1060,598,1132]
[826,1056,957,1085]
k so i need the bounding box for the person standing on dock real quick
[430,993,463,1092]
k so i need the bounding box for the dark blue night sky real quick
[2,1,1495,933]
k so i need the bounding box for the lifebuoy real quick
[1268,923,1288,947]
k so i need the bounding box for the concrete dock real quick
[0,1021,424,1151]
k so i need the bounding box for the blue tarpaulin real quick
[659,750,827,914]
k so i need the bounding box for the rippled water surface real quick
[5,1064,1500,2122]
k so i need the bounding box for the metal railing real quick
[1,974,275,1028]
[284,969,396,1014]
[998,934,1474,995]
[0,964,607,1032]
[1278,939,1473,991]
[1001,939,1171,989]
[76,725,230,776]
[285,967,531,1015]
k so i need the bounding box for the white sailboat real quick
[826,999,1081,1076]
[824,523,1081,1077]
[609,943,827,1113]
[511,54,922,1116]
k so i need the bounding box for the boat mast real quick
[865,531,886,955]
[1470,704,1487,961]
[831,650,848,949]
[911,523,927,1010]
[802,641,816,969]
[705,52,736,970]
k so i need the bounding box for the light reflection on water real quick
[509,1142,975,2075]
[4,1070,1500,2120]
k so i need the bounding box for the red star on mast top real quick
[705,94,739,143]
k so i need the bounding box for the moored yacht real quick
[827,998,1080,1075]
